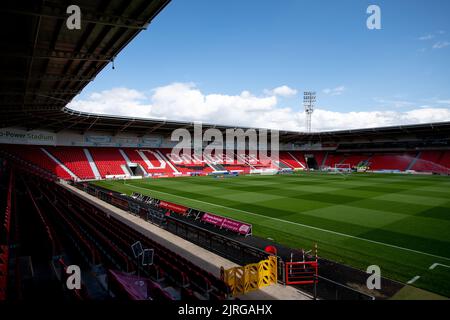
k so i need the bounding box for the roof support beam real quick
[1,8,150,30]
[1,90,80,96]
[83,117,100,134]
[0,75,95,82]
[138,122,167,136]
[115,120,135,135]
[1,51,111,62]
[23,4,42,111]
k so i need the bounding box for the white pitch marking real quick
[429,263,450,270]
[407,276,421,284]
[123,182,450,262]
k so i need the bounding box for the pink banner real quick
[201,213,252,236]
[201,213,225,226]
[159,201,188,215]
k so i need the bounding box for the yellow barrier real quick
[222,256,277,297]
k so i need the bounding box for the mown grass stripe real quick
[124,182,450,262]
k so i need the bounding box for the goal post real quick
[334,163,352,173]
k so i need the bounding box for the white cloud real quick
[68,83,450,132]
[374,98,415,108]
[419,34,435,41]
[417,31,449,50]
[69,87,154,118]
[268,85,298,97]
[432,41,450,49]
[323,86,346,96]
[312,108,450,131]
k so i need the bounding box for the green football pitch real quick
[92,172,450,297]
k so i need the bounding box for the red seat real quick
[48,147,95,179]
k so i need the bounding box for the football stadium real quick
[1,0,450,305]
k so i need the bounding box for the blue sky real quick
[71,0,450,131]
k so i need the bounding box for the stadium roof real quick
[0,0,170,128]
[1,0,450,145]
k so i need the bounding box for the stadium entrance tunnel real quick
[126,163,146,177]
[306,156,319,170]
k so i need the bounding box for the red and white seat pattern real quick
[2,144,450,180]
[47,146,95,179]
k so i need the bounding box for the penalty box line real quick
[124,182,450,263]
[407,262,450,285]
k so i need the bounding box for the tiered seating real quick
[417,151,443,164]
[341,154,370,167]
[6,144,449,179]
[39,181,229,299]
[279,152,304,169]
[411,151,443,172]
[311,152,325,168]
[239,151,273,168]
[288,152,307,167]
[39,189,101,265]
[47,147,95,179]
[89,148,127,177]
[122,148,149,175]
[108,270,174,300]
[219,151,253,172]
[0,171,13,300]
[220,153,251,172]
[159,149,192,174]
[161,148,211,174]
[2,145,72,179]
[323,153,346,168]
[22,179,96,300]
[368,153,416,171]
[438,151,450,168]
[92,202,226,297]
[0,244,8,300]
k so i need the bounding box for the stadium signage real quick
[141,137,162,147]
[0,128,56,145]
[159,200,188,215]
[86,135,112,144]
[201,212,252,236]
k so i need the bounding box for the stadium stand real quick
[89,148,129,177]
[310,152,326,169]
[2,145,72,180]
[340,154,371,168]
[439,150,450,168]
[161,148,210,174]
[323,152,347,168]
[47,147,95,180]
[368,153,417,171]
[280,151,306,169]
[2,145,450,180]
[0,170,13,300]
[122,149,151,175]
[410,150,450,174]
[17,173,231,300]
